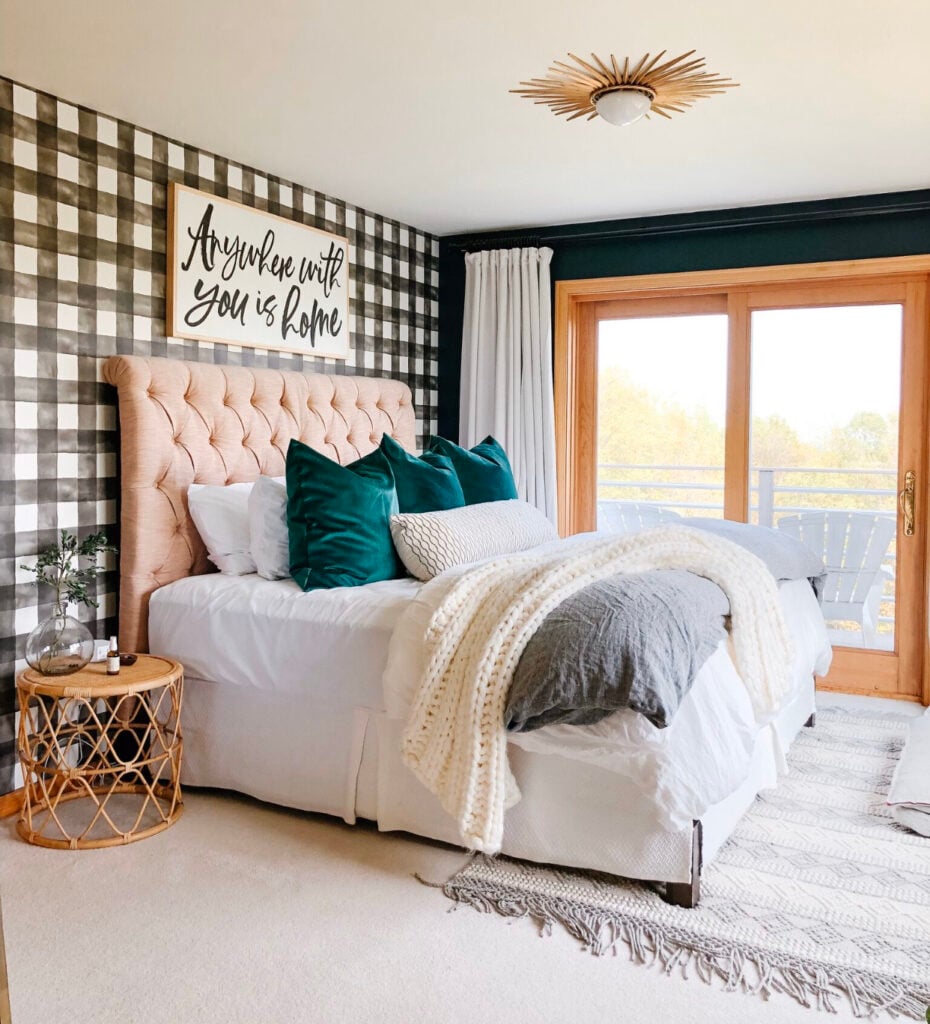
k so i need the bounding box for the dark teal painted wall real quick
[437,189,930,440]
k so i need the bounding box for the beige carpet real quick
[0,697,923,1024]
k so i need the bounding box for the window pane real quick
[749,305,902,652]
[597,315,729,533]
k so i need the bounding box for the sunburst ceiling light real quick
[512,50,738,126]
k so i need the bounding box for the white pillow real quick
[390,499,558,582]
[248,475,290,580]
[188,481,256,575]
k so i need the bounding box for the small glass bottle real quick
[107,635,120,676]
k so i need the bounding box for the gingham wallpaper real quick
[0,76,440,793]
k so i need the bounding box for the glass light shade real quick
[594,87,653,126]
[25,608,94,675]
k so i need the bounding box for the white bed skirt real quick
[180,671,815,885]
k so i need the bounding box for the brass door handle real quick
[899,470,916,537]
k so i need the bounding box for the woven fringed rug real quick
[438,709,930,1019]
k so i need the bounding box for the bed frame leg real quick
[664,821,702,909]
[804,674,817,729]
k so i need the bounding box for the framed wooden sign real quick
[167,183,350,359]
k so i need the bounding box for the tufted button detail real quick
[369,434,378,444]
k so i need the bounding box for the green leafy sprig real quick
[20,530,116,611]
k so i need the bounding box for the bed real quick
[103,354,832,907]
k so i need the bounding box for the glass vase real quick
[25,603,95,676]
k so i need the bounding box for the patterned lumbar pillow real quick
[390,499,558,581]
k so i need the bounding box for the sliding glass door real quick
[558,264,929,700]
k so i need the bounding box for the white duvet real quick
[383,536,832,831]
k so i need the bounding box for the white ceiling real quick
[3,0,930,235]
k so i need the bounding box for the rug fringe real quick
[442,871,930,1021]
[412,850,477,889]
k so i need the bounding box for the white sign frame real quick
[167,183,350,360]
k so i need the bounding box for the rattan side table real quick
[16,655,184,849]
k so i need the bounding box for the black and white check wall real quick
[0,76,440,793]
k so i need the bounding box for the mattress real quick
[150,566,831,832]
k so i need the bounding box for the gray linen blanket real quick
[505,521,825,733]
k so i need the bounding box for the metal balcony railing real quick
[597,464,897,522]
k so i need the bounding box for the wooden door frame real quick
[554,255,930,705]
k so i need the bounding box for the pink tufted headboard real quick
[102,355,416,653]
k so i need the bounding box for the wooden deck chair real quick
[777,511,895,647]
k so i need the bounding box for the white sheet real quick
[149,572,421,710]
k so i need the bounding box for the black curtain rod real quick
[451,193,930,251]
[459,235,542,252]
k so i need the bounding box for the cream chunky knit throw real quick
[401,526,795,854]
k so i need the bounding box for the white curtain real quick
[460,247,557,522]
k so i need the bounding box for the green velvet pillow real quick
[379,434,466,513]
[426,435,518,505]
[286,438,403,591]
